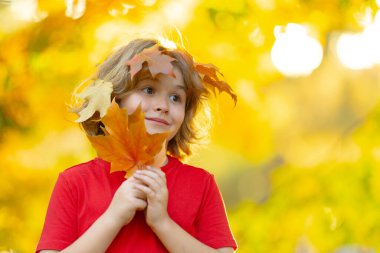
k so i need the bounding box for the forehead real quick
[169,67,185,87]
[136,66,186,89]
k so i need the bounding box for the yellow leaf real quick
[75,79,113,123]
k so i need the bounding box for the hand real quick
[104,176,147,226]
[133,166,170,230]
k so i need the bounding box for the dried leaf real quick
[195,63,237,105]
[126,44,176,79]
[195,63,223,80]
[87,100,169,177]
[75,79,113,123]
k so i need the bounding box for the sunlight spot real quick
[95,21,125,42]
[162,0,198,27]
[163,2,189,26]
[336,10,380,69]
[336,33,372,69]
[255,0,275,10]
[249,27,265,47]
[65,0,86,19]
[354,7,373,28]
[158,37,177,49]
[142,0,156,6]
[108,3,135,17]
[271,23,323,77]
[11,0,47,22]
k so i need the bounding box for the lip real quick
[145,117,169,125]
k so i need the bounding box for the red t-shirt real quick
[36,156,237,252]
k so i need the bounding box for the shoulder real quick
[168,156,213,178]
[53,158,120,199]
[166,156,216,189]
[59,158,111,181]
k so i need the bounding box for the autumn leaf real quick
[195,63,223,80]
[75,79,113,123]
[195,63,237,105]
[125,44,176,79]
[87,99,169,178]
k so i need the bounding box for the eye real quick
[142,87,154,94]
[170,94,182,103]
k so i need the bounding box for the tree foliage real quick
[1,0,380,252]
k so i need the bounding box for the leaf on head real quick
[126,44,177,79]
[195,63,237,105]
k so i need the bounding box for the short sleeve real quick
[195,174,237,250]
[36,173,78,252]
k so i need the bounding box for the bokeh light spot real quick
[336,10,380,69]
[270,23,323,77]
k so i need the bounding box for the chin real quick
[147,127,168,135]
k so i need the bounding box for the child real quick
[36,38,238,253]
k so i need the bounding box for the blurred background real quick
[1,0,380,252]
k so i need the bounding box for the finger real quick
[134,183,155,200]
[134,198,147,210]
[133,187,147,200]
[147,166,166,180]
[128,175,140,182]
[136,169,166,186]
[137,168,160,178]
[131,176,145,185]
[135,169,162,184]
[134,171,162,189]
[130,174,152,189]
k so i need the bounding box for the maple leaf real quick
[195,63,237,105]
[125,44,176,79]
[87,100,169,178]
[75,79,113,123]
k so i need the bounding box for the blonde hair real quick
[76,38,211,160]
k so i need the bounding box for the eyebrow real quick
[175,84,186,90]
[173,84,187,94]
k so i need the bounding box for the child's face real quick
[119,67,187,142]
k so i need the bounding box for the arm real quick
[40,213,123,253]
[133,167,235,253]
[40,176,147,253]
[152,218,234,253]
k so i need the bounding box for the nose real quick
[153,96,169,113]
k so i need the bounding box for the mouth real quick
[145,117,169,126]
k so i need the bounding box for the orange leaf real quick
[126,44,176,79]
[87,100,169,177]
[195,63,237,105]
[195,63,222,80]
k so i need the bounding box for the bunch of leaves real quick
[87,100,169,177]
[125,44,237,104]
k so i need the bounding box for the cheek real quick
[120,94,144,114]
[175,108,186,126]
[169,110,185,140]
